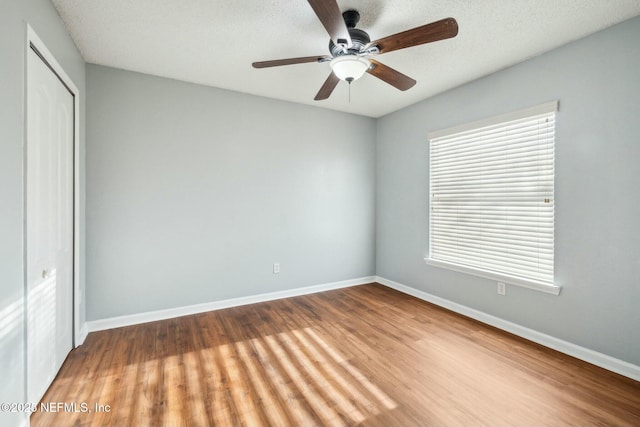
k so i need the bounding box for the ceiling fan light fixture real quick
[330,56,370,82]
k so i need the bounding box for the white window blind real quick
[428,102,557,290]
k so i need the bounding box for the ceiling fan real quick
[252,0,458,101]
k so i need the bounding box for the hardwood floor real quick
[32,283,640,426]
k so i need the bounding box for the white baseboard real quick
[86,276,375,333]
[375,276,640,382]
[82,274,639,382]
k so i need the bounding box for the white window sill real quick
[424,258,561,296]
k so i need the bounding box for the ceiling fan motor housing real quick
[329,28,371,57]
[328,10,370,57]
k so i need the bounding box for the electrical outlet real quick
[497,282,506,296]
[273,263,280,274]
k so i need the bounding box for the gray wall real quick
[376,16,640,366]
[0,0,85,426]
[86,65,376,320]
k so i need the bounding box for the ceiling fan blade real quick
[369,17,458,55]
[307,0,352,48]
[252,55,331,68]
[366,59,416,91]
[314,72,340,101]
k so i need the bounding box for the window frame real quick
[425,101,561,295]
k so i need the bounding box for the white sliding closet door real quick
[26,45,74,403]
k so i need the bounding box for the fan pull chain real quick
[346,76,354,103]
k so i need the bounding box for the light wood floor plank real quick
[32,283,640,426]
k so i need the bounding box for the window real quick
[427,101,559,294]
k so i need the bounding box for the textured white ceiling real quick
[52,0,640,118]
